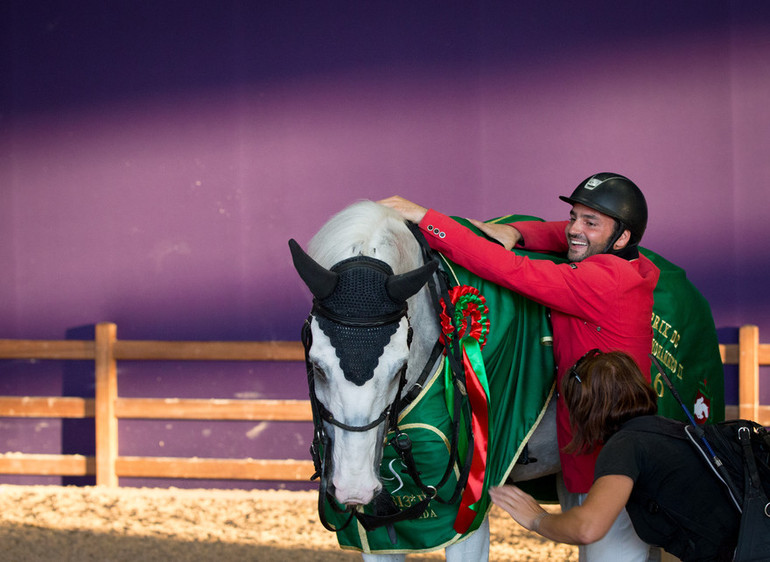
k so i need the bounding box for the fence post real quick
[95,322,118,487]
[738,324,759,422]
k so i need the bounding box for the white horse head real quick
[290,201,439,506]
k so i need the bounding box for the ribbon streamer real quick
[452,336,491,533]
[438,286,492,534]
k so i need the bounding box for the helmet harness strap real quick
[603,219,640,260]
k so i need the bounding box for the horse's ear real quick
[386,260,438,303]
[288,239,338,300]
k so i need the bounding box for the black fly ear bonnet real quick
[314,256,404,385]
[289,239,437,386]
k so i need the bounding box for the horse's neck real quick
[404,284,441,392]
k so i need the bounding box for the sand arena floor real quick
[0,485,577,561]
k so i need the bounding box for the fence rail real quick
[0,322,767,487]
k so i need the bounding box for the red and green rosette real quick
[439,285,492,534]
[439,285,490,350]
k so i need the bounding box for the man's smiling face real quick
[564,203,621,262]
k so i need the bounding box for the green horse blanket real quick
[325,216,724,555]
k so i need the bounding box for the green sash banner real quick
[326,215,724,554]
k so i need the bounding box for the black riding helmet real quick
[560,172,648,249]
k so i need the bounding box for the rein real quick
[302,226,475,537]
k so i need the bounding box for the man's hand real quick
[377,196,429,224]
[467,219,522,250]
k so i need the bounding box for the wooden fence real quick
[0,322,767,487]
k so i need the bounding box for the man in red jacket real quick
[380,172,660,561]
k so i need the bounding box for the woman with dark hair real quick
[489,350,740,561]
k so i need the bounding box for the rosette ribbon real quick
[439,286,492,534]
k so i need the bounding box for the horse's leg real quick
[508,398,560,482]
[445,516,490,562]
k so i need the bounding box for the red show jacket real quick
[419,210,660,492]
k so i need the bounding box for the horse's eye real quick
[311,362,327,382]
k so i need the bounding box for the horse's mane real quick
[308,200,421,273]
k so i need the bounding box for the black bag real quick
[685,420,770,562]
[652,353,770,561]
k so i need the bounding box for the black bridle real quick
[302,231,475,539]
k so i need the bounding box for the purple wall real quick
[2,2,769,488]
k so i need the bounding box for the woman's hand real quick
[377,196,429,224]
[488,485,547,532]
[467,219,522,250]
[491,476,633,545]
